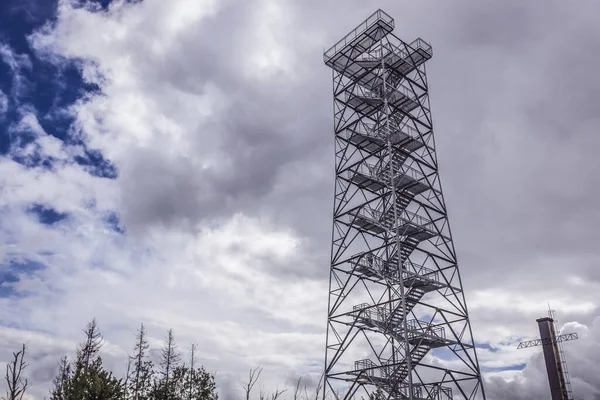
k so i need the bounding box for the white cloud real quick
[0,89,7,116]
[0,43,32,99]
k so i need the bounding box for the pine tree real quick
[50,319,125,400]
[185,366,217,400]
[128,324,154,400]
[154,329,181,400]
[185,344,197,400]
[49,357,71,400]
[77,319,103,372]
[84,357,125,400]
[181,344,217,400]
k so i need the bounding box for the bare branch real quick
[270,388,287,400]
[3,343,28,400]
[243,367,262,400]
[293,378,302,400]
[314,373,324,400]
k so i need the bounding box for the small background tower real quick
[517,310,578,400]
[322,9,486,400]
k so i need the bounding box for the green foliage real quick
[181,365,218,400]
[49,321,218,400]
[50,320,125,400]
[128,324,154,400]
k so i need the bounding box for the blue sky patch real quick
[104,211,125,234]
[75,148,118,179]
[482,363,526,373]
[0,0,113,180]
[0,258,45,298]
[476,342,499,352]
[27,203,68,225]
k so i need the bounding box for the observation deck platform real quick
[346,122,425,154]
[405,320,454,348]
[355,40,432,78]
[349,161,429,195]
[323,10,432,90]
[351,253,445,293]
[349,359,452,400]
[323,10,394,69]
[353,305,453,349]
[346,84,420,116]
[348,207,436,241]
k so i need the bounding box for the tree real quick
[3,343,28,400]
[49,357,71,400]
[49,319,125,400]
[83,357,125,400]
[153,329,181,400]
[77,319,103,372]
[185,344,198,400]
[243,367,262,400]
[182,365,217,400]
[128,324,154,400]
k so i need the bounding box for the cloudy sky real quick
[0,0,599,399]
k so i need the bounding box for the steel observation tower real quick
[322,9,486,400]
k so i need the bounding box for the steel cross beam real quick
[517,333,578,349]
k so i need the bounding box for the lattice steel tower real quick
[322,10,486,400]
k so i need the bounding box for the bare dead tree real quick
[292,378,302,400]
[123,356,132,393]
[187,343,198,400]
[3,343,28,400]
[243,367,262,400]
[270,388,286,400]
[315,374,323,400]
[304,373,324,400]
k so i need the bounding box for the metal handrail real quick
[399,210,435,231]
[406,319,446,340]
[348,82,414,103]
[387,83,413,101]
[403,261,440,283]
[351,207,434,234]
[352,206,384,222]
[356,42,408,64]
[323,10,394,61]
[348,122,422,149]
[353,303,388,323]
[354,253,439,282]
[376,163,425,184]
[354,358,377,375]
[409,37,433,55]
[376,122,420,142]
[408,384,451,400]
[352,161,380,179]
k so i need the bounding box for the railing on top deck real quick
[323,9,394,62]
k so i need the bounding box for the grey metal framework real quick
[517,333,578,349]
[322,9,486,400]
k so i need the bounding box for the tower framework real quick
[322,10,486,400]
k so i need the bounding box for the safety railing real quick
[378,163,425,183]
[323,10,394,61]
[403,261,440,285]
[406,320,446,342]
[398,210,435,232]
[353,303,388,324]
[409,38,433,56]
[376,122,420,142]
